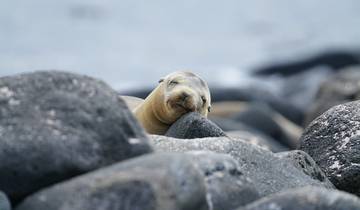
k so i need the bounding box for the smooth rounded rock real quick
[237,186,360,210]
[300,100,360,195]
[16,153,208,210]
[150,136,333,198]
[0,71,152,202]
[165,112,226,139]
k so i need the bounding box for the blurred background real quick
[2,0,360,91]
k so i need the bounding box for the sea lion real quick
[122,71,211,135]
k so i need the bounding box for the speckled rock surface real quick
[236,186,360,210]
[149,136,333,197]
[16,153,208,210]
[305,66,360,125]
[275,150,334,187]
[186,151,260,210]
[0,71,152,203]
[0,191,11,210]
[300,100,360,195]
[165,112,226,139]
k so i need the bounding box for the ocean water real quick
[1,0,360,90]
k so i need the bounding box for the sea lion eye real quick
[208,106,211,112]
[169,80,179,85]
[158,79,164,83]
[201,96,207,104]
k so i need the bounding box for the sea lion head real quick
[153,71,211,124]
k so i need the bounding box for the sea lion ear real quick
[208,106,211,113]
[158,78,164,83]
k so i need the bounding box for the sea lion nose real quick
[181,92,190,101]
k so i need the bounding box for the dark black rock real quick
[165,112,227,139]
[305,66,360,125]
[186,151,260,210]
[275,150,333,187]
[237,186,360,210]
[300,100,360,195]
[16,153,208,210]
[0,71,152,203]
[150,136,334,198]
[0,192,11,210]
[227,131,289,152]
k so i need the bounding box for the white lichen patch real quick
[0,126,4,136]
[268,202,282,210]
[129,138,142,144]
[45,119,56,126]
[52,129,61,136]
[38,194,48,202]
[72,79,79,86]
[213,171,225,178]
[88,89,96,97]
[8,98,20,106]
[329,160,341,170]
[44,110,61,127]
[323,120,329,127]
[48,110,56,117]
[350,162,360,167]
[205,192,214,210]
[0,86,14,98]
[236,180,243,186]
[338,137,350,150]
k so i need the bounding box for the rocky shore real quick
[1,67,360,210]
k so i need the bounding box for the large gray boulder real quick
[149,136,333,198]
[300,100,360,195]
[16,151,260,210]
[237,186,360,210]
[0,71,152,202]
[16,153,208,210]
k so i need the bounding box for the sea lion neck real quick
[134,85,171,134]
